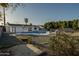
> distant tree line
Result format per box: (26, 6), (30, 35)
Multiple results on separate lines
(44, 19), (79, 30)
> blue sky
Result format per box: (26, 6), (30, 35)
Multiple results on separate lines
(6, 3), (79, 25)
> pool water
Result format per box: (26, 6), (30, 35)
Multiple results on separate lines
(16, 31), (50, 36)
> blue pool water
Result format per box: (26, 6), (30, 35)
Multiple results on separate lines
(16, 31), (50, 36)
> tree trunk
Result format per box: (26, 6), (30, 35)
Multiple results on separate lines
(3, 7), (5, 26)
(3, 7), (6, 32)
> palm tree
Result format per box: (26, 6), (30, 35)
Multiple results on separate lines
(0, 3), (24, 26)
(24, 18), (28, 25)
(0, 3), (9, 26)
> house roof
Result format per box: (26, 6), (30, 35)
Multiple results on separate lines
(8, 23), (28, 26)
(7, 23), (43, 27)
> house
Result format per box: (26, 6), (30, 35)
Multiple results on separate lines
(6, 23), (46, 33)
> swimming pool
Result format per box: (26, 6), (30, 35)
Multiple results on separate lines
(16, 31), (50, 36)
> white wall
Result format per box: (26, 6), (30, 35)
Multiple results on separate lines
(14, 26), (29, 32)
(8, 26), (41, 33)
(10, 26), (13, 32)
(16, 26), (23, 32)
(6, 26), (10, 33)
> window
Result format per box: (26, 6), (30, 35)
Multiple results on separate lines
(28, 27), (32, 31)
(34, 27), (37, 30)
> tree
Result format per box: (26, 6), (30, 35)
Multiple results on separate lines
(58, 21), (64, 29)
(44, 22), (53, 31)
(72, 19), (78, 30)
(48, 33), (77, 55)
(54, 22), (58, 29)
(0, 3), (24, 26)
(44, 19), (79, 31)
(65, 21), (69, 28)
(24, 18), (28, 25)
(0, 12), (2, 21)
(62, 21), (65, 29)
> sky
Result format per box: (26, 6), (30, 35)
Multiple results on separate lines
(2, 3), (79, 25)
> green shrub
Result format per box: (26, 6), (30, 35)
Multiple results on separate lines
(48, 33), (79, 55)
(27, 36), (32, 44)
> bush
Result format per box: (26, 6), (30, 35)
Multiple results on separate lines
(48, 33), (79, 55)
(27, 36), (32, 44)
(16, 36), (32, 44)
